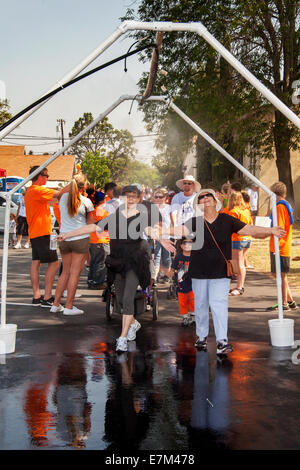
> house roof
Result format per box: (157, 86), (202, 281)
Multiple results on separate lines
(0, 145), (75, 181)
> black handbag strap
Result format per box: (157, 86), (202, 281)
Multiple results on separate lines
(204, 219), (229, 263)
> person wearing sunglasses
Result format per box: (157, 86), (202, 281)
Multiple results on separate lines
(24, 166), (71, 307)
(153, 189), (172, 282)
(170, 175), (201, 227)
(161, 188), (286, 356)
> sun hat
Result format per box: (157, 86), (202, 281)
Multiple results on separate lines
(176, 175), (201, 192)
(193, 188), (223, 213)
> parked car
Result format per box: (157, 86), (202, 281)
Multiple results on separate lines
(0, 192), (19, 231)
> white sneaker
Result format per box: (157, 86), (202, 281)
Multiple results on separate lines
(23, 243), (30, 249)
(14, 244), (21, 249)
(63, 306), (84, 315)
(127, 319), (141, 341)
(63, 290), (82, 298)
(116, 336), (128, 353)
(50, 304), (64, 313)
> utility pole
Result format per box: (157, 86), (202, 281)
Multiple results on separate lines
(57, 119), (66, 154)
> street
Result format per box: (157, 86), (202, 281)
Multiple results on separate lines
(0, 241), (300, 451)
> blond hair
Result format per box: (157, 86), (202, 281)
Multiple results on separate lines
(67, 173), (88, 217)
(228, 191), (245, 211)
(270, 181), (286, 198)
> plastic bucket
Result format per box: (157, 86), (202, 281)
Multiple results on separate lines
(268, 318), (294, 348)
(0, 324), (17, 354)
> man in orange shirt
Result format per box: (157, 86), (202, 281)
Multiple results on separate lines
(25, 166), (70, 307)
(268, 181), (297, 311)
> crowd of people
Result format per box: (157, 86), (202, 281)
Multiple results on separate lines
(16, 166), (296, 355)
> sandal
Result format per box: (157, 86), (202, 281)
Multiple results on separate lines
(229, 288), (244, 296)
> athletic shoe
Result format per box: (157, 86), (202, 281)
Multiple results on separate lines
(116, 336), (128, 353)
(127, 320), (141, 341)
(40, 296), (54, 307)
(32, 297), (43, 306)
(194, 337), (207, 350)
(23, 243), (30, 249)
(267, 303), (290, 311)
(14, 244), (21, 249)
(188, 315), (195, 326)
(182, 316), (190, 327)
(216, 340), (234, 355)
(63, 290), (82, 298)
(288, 300), (298, 309)
(63, 306), (84, 315)
(50, 304), (64, 313)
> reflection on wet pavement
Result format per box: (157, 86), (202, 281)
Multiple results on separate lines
(1, 327), (300, 450)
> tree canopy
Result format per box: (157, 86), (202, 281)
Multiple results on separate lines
(69, 112), (137, 183)
(0, 99), (12, 127)
(122, 0), (300, 201)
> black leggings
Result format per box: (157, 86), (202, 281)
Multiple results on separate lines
(114, 270), (139, 315)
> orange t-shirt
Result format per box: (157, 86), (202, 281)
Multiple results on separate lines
(228, 206), (252, 241)
(269, 203), (293, 257)
(90, 205), (110, 244)
(24, 185), (55, 239)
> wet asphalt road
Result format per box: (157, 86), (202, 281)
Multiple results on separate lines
(0, 241), (300, 451)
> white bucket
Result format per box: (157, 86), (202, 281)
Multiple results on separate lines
(268, 318), (294, 348)
(0, 324), (17, 354)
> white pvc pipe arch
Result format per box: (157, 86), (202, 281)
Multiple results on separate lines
(0, 94), (283, 332)
(1, 19), (297, 343)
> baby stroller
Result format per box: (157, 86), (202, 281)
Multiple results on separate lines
(167, 271), (178, 300)
(105, 281), (159, 322)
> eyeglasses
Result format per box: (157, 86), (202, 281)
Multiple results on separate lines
(41, 173), (49, 178)
(154, 195), (164, 199)
(198, 193), (214, 201)
(183, 182), (194, 185)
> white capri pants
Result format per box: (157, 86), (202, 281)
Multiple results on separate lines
(192, 278), (231, 343)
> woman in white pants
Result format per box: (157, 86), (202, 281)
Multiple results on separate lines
(163, 188), (285, 356)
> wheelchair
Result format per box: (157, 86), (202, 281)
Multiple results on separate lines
(166, 271), (178, 300)
(105, 281), (159, 322)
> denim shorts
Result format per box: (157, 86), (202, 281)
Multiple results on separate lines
(154, 241), (171, 268)
(232, 240), (252, 250)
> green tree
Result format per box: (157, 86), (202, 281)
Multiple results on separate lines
(0, 99), (11, 127)
(69, 113), (137, 182)
(123, 0), (300, 201)
(80, 151), (111, 188)
(121, 160), (162, 187)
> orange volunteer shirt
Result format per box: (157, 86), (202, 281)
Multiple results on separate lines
(269, 203), (293, 257)
(24, 185), (55, 239)
(90, 205), (110, 244)
(228, 206), (252, 241)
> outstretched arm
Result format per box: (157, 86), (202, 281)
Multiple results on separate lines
(238, 225), (286, 239)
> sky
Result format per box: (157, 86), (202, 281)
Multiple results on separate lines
(0, 0), (159, 163)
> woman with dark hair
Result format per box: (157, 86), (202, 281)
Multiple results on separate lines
(56, 184), (172, 352)
(50, 173), (94, 315)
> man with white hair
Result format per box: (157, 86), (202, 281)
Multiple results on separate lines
(170, 175), (201, 227)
